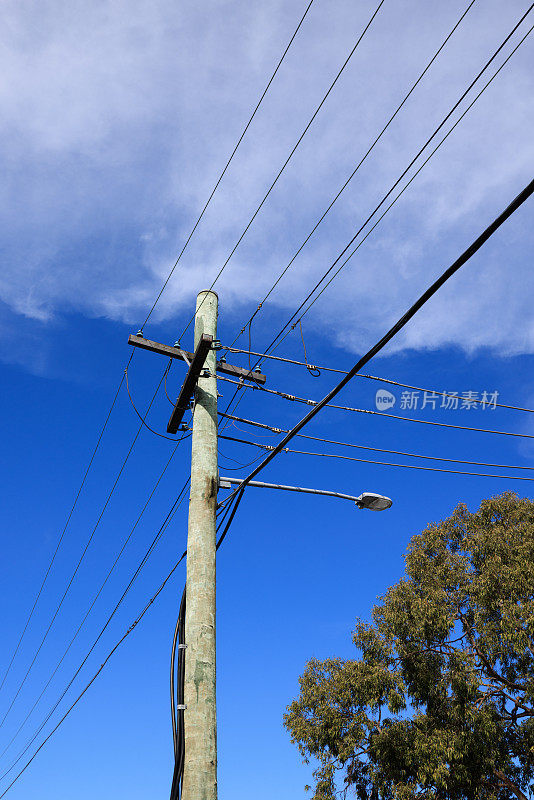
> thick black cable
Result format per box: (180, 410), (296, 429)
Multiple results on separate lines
(219, 412), (534, 472)
(175, 0), (386, 344)
(219, 352), (534, 414)
(217, 435), (534, 484)
(244, 4), (534, 360)
(169, 587), (186, 800)
(217, 375), (534, 440)
(219, 177), (534, 510)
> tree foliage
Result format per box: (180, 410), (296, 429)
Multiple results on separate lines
(284, 492), (534, 800)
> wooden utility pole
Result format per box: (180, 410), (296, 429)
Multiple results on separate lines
(182, 290), (219, 800)
(127, 292), (265, 797)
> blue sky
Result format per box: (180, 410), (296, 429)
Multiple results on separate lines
(1, 0), (534, 797)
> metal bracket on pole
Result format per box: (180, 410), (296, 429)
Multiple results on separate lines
(128, 334), (267, 384)
(167, 334), (213, 434)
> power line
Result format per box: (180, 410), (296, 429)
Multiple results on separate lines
(175, 0), (386, 345)
(217, 375), (534, 440)
(218, 176), (534, 511)
(218, 413), (534, 471)
(0, 481), (190, 791)
(0, 439), (188, 760)
(217, 12), (534, 432)
(281, 19), (534, 340)
(218, 434), (534, 484)
(219, 351), (534, 414)
(0, 368), (169, 732)
(139, 0), (317, 331)
(0, 548), (188, 798)
(1, 0), (317, 695)
(0, 365), (128, 697)
(235, 4), (534, 363)
(228, 0), (476, 347)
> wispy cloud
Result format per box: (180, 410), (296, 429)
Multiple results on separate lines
(1, 0), (533, 361)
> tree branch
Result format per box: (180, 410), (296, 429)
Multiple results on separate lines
(494, 769), (528, 800)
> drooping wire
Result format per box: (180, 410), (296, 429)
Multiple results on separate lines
(299, 321), (320, 377)
(125, 363), (189, 441)
(174, 0), (387, 345)
(217, 176), (534, 512)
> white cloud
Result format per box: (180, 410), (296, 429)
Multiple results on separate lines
(1, 0), (533, 359)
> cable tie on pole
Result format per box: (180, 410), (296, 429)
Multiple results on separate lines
(177, 644), (187, 650)
(176, 704), (187, 710)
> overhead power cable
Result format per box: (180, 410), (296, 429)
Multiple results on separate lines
(228, 0), (476, 346)
(175, 0), (386, 344)
(218, 177), (534, 517)
(0, 481), (190, 791)
(217, 375), (534, 440)
(234, 5), (534, 364)
(217, 435), (534, 484)
(139, 0), (317, 331)
(0, 548), (188, 799)
(1, 0), (316, 690)
(218, 14), (534, 434)
(218, 413), (534, 471)
(0, 367), (128, 697)
(219, 350), (533, 414)
(280, 19), (534, 341)
(0, 368), (169, 732)
(0, 440), (188, 760)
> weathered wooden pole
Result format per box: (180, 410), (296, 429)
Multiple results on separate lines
(182, 290), (218, 800)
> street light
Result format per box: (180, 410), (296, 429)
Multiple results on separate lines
(355, 492), (393, 511)
(218, 477), (392, 511)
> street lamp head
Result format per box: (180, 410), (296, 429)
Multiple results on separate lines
(356, 492), (393, 511)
